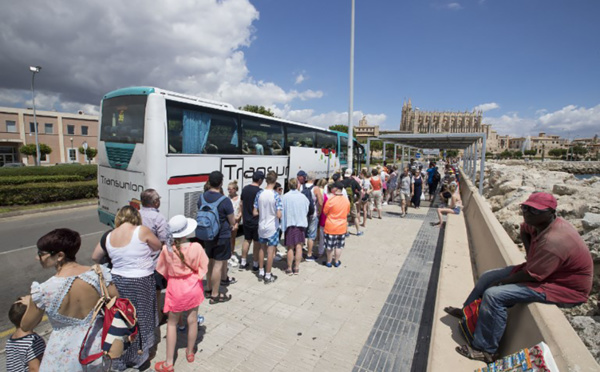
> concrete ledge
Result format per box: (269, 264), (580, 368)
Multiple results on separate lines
(427, 212), (483, 371)
(458, 169), (599, 371)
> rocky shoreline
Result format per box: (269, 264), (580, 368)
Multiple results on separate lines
(479, 160), (600, 362)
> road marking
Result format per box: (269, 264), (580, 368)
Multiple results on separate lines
(0, 315), (48, 338)
(0, 231), (105, 256)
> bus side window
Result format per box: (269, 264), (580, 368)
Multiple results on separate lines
(166, 102), (239, 155)
(241, 119), (284, 156)
(315, 131), (337, 151)
(286, 125), (316, 154)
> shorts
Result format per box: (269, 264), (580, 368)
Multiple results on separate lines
(306, 216), (318, 240)
(203, 238), (232, 261)
(324, 233), (346, 250)
(453, 207), (461, 215)
(154, 270), (167, 291)
(243, 224), (259, 242)
(259, 230), (280, 247)
(349, 204), (358, 220)
(371, 190), (382, 209)
(285, 226), (306, 247)
(400, 191), (410, 201)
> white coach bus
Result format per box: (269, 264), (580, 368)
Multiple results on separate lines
(97, 87), (364, 226)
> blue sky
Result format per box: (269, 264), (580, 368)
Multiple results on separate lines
(1, 0), (598, 138)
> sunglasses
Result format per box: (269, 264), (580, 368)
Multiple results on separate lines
(37, 250), (55, 259)
(520, 205), (550, 215)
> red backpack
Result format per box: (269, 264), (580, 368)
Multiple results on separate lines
(79, 265), (140, 369)
(458, 299), (482, 347)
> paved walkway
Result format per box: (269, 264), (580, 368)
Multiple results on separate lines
(1, 200), (445, 372)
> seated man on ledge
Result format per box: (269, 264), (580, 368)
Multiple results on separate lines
(445, 192), (593, 362)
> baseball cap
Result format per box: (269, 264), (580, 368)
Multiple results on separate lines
(332, 173), (341, 181)
(297, 170), (307, 178)
(344, 168), (352, 177)
(521, 192), (557, 211)
(252, 171), (265, 182)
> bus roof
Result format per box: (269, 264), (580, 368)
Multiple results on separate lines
(103, 86), (331, 133)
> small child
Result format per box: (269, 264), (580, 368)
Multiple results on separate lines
(6, 298), (45, 372)
(227, 180), (242, 267)
(154, 215), (209, 372)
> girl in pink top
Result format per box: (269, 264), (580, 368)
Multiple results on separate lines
(155, 215), (209, 372)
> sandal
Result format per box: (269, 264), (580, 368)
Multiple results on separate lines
(293, 267), (299, 275)
(186, 350), (195, 363)
(220, 277), (237, 286)
(443, 306), (463, 318)
(208, 293), (232, 305)
(285, 268), (293, 275)
(155, 361), (174, 372)
(455, 344), (497, 363)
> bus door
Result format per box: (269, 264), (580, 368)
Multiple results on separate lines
(289, 146), (338, 181)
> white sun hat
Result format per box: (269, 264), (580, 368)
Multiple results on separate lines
(169, 215), (197, 238)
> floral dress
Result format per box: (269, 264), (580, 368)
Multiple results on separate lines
(31, 265), (112, 372)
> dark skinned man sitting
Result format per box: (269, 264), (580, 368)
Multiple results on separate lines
(445, 192), (593, 362)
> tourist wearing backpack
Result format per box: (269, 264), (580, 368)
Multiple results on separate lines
(342, 168), (363, 236)
(427, 162), (441, 202)
(196, 171), (237, 303)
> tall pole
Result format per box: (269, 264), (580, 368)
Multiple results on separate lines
(30, 66), (42, 166)
(347, 0), (355, 171)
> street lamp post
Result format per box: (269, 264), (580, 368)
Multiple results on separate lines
(29, 66), (42, 166)
(347, 0), (355, 172)
(70, 137), (74, 163)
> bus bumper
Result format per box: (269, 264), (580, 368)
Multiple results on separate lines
(98, 208), (115, 228)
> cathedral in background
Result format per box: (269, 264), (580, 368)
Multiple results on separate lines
(400, 99), (484, 134)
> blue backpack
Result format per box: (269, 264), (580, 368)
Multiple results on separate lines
(195, 193), (227, 241)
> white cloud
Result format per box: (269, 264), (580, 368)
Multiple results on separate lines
(433, 2), (463, 10)
(484, 103), (600, 138)
(295, 74), (306, 85)
(535, 104), (600, 138)
(447, 3), (463, 10)
(0, 0), (324, 114)
(272, 105), (387, 130)
(473, 102), (500, 112)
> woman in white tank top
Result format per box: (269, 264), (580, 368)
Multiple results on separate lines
(91, 206), (162, 370)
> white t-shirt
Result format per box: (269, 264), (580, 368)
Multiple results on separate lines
(254, 189), (282, 239)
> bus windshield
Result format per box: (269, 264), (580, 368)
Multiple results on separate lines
(100, 95), (147, 144)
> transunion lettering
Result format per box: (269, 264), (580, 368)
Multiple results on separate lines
(100, 175), (144, 192)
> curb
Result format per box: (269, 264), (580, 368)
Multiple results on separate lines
(0, 200), (98, 219)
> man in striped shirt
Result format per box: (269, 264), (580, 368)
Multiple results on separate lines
(6, 298), (45, 372)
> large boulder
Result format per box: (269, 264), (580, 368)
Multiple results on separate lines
(582, 213), (600, 232)
(553, 184), (578, 196)
(568, 316), (600, 362)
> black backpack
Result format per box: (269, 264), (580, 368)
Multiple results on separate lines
(433, 170), (441, 183)
(302, 184), (316, 218)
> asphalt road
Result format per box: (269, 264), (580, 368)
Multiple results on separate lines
(0, 205), (107, 335)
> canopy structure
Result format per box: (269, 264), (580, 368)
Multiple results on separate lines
(365, 133), (487, 195)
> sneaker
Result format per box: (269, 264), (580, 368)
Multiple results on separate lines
(356, 231), (364, 236)
(197, 315), (205, 326)
(345, 232), (350, 237)
(305, 254), (318, 261)
(239, 263), (249, 271)
(383, 202), (388, 206)
(333, 260), (342, 268)
(324, 262), (332, 268)
(257, 272), (265, 281)
(252, 265), (259, 272)
(264, 274), (278, 284)
(228, 258), (238, 267)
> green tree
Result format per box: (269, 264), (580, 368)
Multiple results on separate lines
(548, 148), (567, 158)
(499, 150), (512, 159)
(328, 124), (356, 137)
(19, 143), (52, 164)
(239, 105), (274, 117)
(446, 149), (459, 158)
(524, 150), (537, 156)
(572, 145), (588, 156)
(513, 150), (523, 158)
(79, 146), (98, 164)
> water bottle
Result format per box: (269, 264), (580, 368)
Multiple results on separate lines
(197, 315), (205, 325)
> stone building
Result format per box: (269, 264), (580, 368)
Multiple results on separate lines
(572, 135), (599, 159)
(0, 107), (99, 166)
(400, 99), (484, 134)
(354, 115), (379, 138)
(508, 132), (569, 157)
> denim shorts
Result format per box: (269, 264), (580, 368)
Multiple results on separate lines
(259, 230), (280, 247)
(453, 207), (461, 215)
(306, 216), (318, 240)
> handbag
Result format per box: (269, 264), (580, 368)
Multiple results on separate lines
(79, 265), (140, 369)
(458, 299), (482, 347)
(99, 230), (113, 269)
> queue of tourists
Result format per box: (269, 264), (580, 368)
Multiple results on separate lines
(8, 158), (592, 370)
